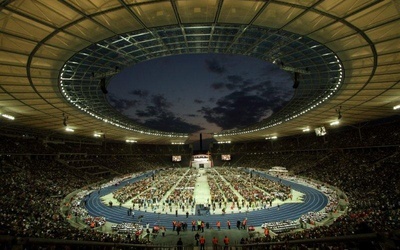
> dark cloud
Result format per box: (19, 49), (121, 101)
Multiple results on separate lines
(130, 89), (149, 97)
(107, 94), (139, 112)
(152, 94), (172, 109)
(210, 75), (251, 91)
(225, 83), (237, 91)
(242, 81), (271, 93)
(198, 94), (265, 130)
(198, 79), (292, 130)
(205, 58), (226, 74)
(194, 99), (204, 104)
(135, 94), (171, 118)
(243, 79), (255, 86)
(136, 106), (159, 118)
(210, 81), (237, 91)
(133, 93), (204, 133)
(142, 113), (204, 133)
(210, 82), (225, 90)
(227, 75), (243, 84)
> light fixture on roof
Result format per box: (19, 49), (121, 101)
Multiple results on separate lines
(394, 105), (400, 110)
(65, 127), (74, 132)
(126, 139), (137, 143)
(265, 136), (277, 140)
(1, 114), (15, 120)
(330, 121), (340, 126)
(272, 58), (282, 66)
(302, 128), (310, 132)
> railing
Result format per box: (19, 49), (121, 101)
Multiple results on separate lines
(0, 233), (380, 250)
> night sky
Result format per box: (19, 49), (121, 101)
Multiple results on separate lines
(107, 53), (294, 147)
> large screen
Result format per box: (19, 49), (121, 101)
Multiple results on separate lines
(172, 155), (181, 162)
(221, 154), (231, 161)
(315, 126), (327, 136)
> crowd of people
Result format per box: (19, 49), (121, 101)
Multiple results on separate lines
(0, 157), (104, 240)
(226, 146), (400, 247)
(0, 153), (161, 244)
(0, 116), (399, 248)
(207, 168), (240, 203)
(108, 165), (293, 217)
(299, 211), (328, 225)
(212, 117), (400, 155)
(165, 169), (197, 206)
(212, 168), (291, 209)
(261, 220), (301, 233)
(274, 150), (400, 240)
(112, 168), (195, 212)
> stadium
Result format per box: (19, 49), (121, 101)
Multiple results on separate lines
(0, 0), (400, 249)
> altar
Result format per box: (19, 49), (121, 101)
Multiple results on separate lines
(191, 154), (212, 169)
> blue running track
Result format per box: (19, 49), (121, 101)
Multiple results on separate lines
(85, 170), (328, 229)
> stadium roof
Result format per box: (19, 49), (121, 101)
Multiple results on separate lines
(0, 0), (399, 144)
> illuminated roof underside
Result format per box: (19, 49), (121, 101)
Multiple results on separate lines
(60, 25), (342, 139)
(0, 0), (399, 144)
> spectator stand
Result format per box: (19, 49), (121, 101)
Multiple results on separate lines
(85, 216), (106, 229)
(261, 220), (301, 233)
(111, 222), (143, 235)
(300, 212), (328, 227)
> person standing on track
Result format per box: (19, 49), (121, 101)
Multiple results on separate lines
(199, 235), (206, 250)
(177, 237), (183, 250)
(223, 235), (230, 250)
(212, 236), (218, 250)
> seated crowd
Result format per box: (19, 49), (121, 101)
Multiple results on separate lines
(112, 168), (196, 212)
(212, 168), (291, 209)
(0, 116), (399, 248)
(0, 154), (160, 244)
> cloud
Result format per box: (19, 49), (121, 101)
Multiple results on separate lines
(135, 94), (170, 118)
(210, 82), (225, 90)
(210, 74), (251, 91)
(133, 93), (204, 133)
(198, 79), (292, 130)
(130, 89), (149, 97)
(225, 83), (237, 91)
(136, 106), (158, 118)
(210, 81), (238, 91)
(151, 94), (172, 109)
(142, 113), (204, 133)
(107, 94), (139, 112)
(205, 58), (226, 74)
(194, 99), (204, 104)
(227, 75), (243, 84)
